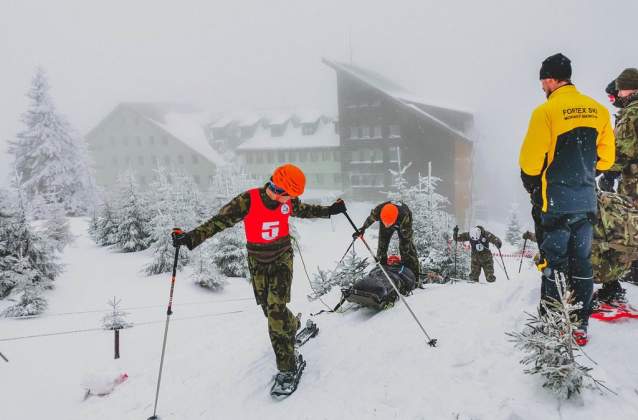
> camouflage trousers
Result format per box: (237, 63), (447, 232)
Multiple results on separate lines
(469, 251), (496, 282)
(248, 248), (299, 372)
(377, 229), (420, 280)
(618, 176), (638, 208)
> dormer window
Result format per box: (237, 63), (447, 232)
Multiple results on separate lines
(302, 123), (317, 136)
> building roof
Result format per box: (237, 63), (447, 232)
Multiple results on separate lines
(322, 58), (473, 143)
(86, 103), (224, 166)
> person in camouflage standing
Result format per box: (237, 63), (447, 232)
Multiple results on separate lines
(171, 164), (347, 386)
(353, 201), (420, 281)
(453, 225), (502, 282)
(606, 68), (638, 288)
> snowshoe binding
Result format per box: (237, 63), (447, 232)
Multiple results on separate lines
(270, 352), (306, 397)
(295, 319), (319, 348)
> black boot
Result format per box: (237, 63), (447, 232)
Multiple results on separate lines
(593, 280), (627, 305)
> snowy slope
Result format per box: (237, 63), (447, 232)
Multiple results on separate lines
(1, 207), (638, 420)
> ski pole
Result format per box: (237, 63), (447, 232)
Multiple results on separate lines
(0, 351), (8, 362)
(497, 248), (510, 281)
(148, 228), (182, 420)
(343, 210), (437, 347)
(454, 238), (458, 277)
(518, 238), (528, 274)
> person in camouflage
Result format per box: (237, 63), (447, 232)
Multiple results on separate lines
(453, 225), (502, 282)
(606, 68), (638, 289)
(172, 164), (347, 380)
(353, 201), (420, 280)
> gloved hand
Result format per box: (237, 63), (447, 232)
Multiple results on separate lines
(598, 171), (620, 192)
(495, 239), (502, 249)
(172, 231), (190, 248)
(352, 228), (365, 239)
(328, 199), (347, 215)
(522, 231), (533, 240)
(453, 225), (459, 241)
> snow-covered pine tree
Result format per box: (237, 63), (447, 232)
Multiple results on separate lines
(43, 194), (76, 252)
(189, 240), (229, 291)
(112, 167), (150, 252)
(95, 191), (119, 247)
(7, 66), (96, 215)
(506, 203), (523, 246)
(143, 165), (189, 275)
(309, 249), (370, 301)
(507, 276), (607, 399)
(0, 170), (64, 316)
(101, 296), (133, 331)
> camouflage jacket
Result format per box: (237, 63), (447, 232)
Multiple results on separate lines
(454, 227), (501, 254)
(186, 185), (330, 261)
(360, 200), (413, 239)
(610, 94), (638, 176)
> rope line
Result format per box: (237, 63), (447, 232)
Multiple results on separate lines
(0, 310), (244, 342)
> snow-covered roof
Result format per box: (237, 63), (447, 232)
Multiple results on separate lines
(300, 111), (323, 125)
(269, 113), (291, 126)
(236, 114), (339, 151)
(322, 58), (473, 142)
(239, 115), (262, 127)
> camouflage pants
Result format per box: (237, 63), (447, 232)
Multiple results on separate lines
(248, 249), (299, 372)
(469, 251), (496, 282)
(618, 176), (638, 208)
(377, 228), (420, 278)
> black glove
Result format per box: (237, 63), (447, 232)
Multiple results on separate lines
(328, 199), (347, 215)
(172, 231), (190, 248)
(495, 240), (502, 249)
(453, 226), (459, 241)
(522, 231), (532, 240)
(352, 228), (365, 239)
(598, 171), (620, 192)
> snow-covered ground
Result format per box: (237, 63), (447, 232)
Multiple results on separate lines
(1, 204), (637, 420)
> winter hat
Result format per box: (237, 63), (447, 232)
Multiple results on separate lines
(616, 68), (638, 90)
(539, 53), (572, 80)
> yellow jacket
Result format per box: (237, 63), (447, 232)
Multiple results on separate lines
(519, 84), (615, 213)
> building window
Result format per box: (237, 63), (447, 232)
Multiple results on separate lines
(350, 126), (358, 139)
(322, 150), (331, 161)
(373, 149), (383, 162)
(351, 173), (383, 187)
(112, 156), (118, 166)
(135, 136), (142, 146)
(138, 156), (144, 166)
(299, 151), (307, 162)
(246, 153), (253, 164)
(109, 137), (116, 146)
(122, 137), (129, 146)
(334, 150), (341, 161)
(191, 154), (199, 164)
(302, 125), (315, 135)
(389, 147), (399, 162)
(162, 136), (169, 145)
(149, 135), (155, 145)
(289, 151), (296, 162)
(178, 155), (184, 164)
(361, 125), (370, 138)
(194, 175), (200, 185)
(389, 125), (401, 138)
(278, 151), (286, 162)
(334, 173), (341, 184)
(350, 151), (359, 163)
(373, 126), (382, 138)
(317, 173), (324, 184)
(164, 155), (170, 165)
(256, 153), (263, 164)
(140, 175), (146, 185)
(311, 151), (318, 162)
(267, 152), (275, 163)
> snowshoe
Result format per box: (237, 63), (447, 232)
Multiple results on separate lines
(592, 287), (628, 307)
(591, 302), (638, 321)
(294, 319), (319, 348)
(270, 353), (306, 397)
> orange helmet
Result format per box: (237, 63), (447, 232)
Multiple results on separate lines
(272, 164), (305, 197)
(387, 255), (401, 265)
(380, 203), (399, 225)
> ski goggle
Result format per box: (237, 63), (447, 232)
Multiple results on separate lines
(268, 182), (289, 197)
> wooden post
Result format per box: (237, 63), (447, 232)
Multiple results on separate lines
(114, 329), (120, 359)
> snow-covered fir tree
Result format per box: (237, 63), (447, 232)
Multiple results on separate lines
(386, 162), (470, 281)
(7, 66), (96, 215)
(143, 166), (189, 275)
(310, 249), (370, 301)
(506, 203), (523, 246)
(43, 195), (76, 252)
(0, 171), (63, 316)
(189, 240), (229, 291)
(112, 168), (150, 252)
(101, 296), (133, 330)
(507, 276), (607, 399)
(94, 191), (119, 247)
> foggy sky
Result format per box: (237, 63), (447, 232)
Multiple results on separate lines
(1, 0), (637, 220)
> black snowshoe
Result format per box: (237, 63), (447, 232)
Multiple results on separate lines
(270, 352), (306, 397)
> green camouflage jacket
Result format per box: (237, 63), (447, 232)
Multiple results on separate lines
(360, 200), (413, 239)
(186, 185), (330, 261)
(610, 95), (638, 176)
